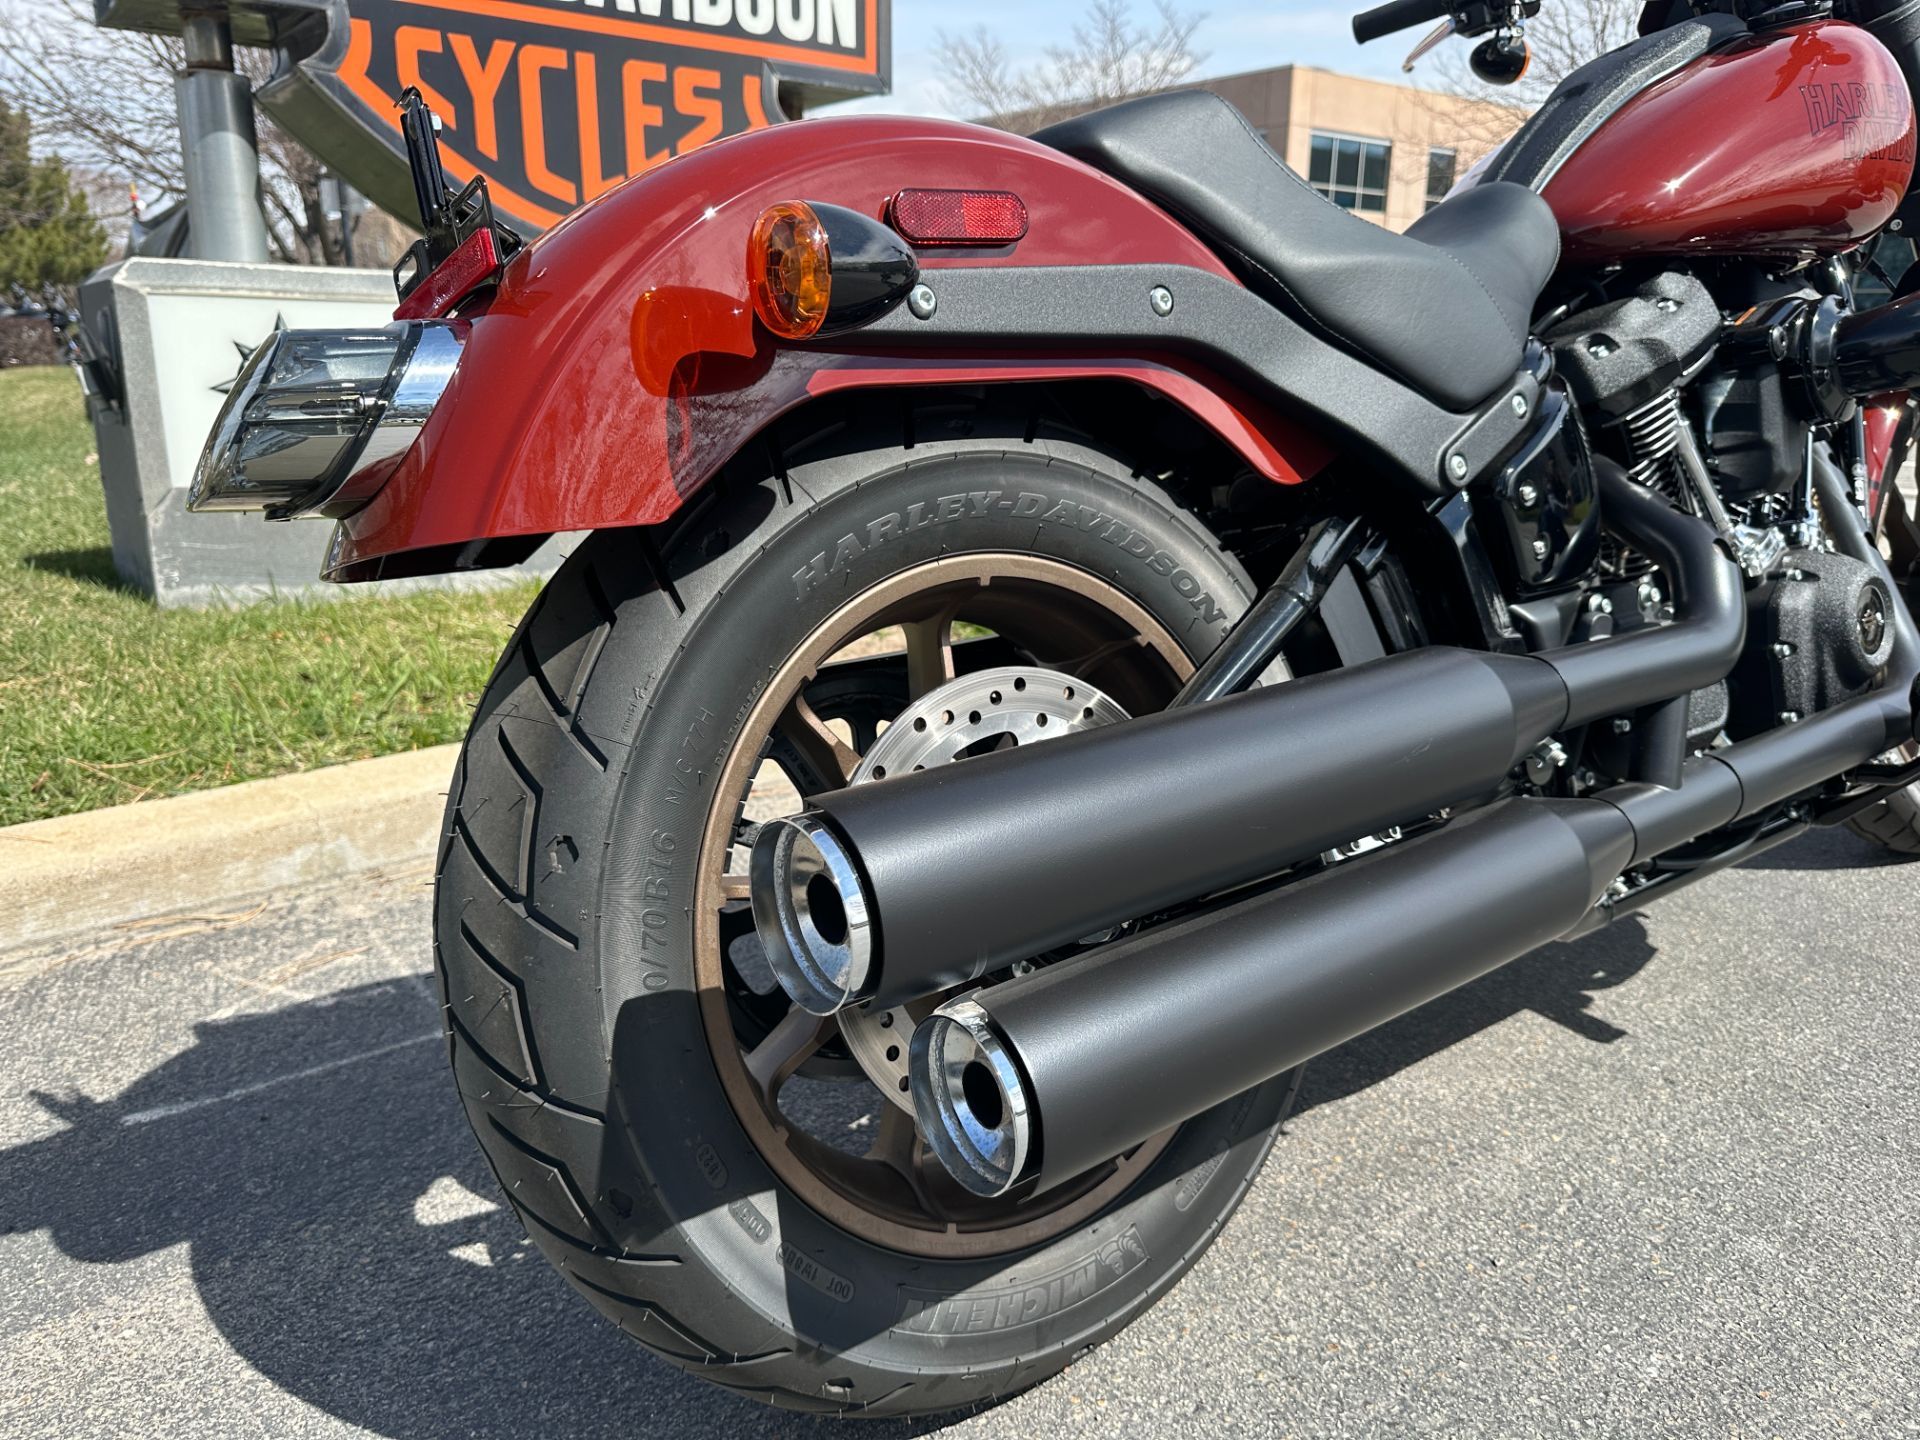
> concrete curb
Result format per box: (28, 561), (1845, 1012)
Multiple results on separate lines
(0, 745), (457, 953)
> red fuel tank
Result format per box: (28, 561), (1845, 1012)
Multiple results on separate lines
(1544, 21), (1917, 262)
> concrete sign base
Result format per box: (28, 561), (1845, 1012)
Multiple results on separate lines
(80, 257), (567, 608)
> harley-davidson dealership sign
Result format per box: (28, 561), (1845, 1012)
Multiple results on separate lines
(100, 0), (891, 235)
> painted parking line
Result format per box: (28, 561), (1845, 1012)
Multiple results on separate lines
(120, 1032), (442, 1127)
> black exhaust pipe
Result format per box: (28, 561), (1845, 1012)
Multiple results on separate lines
(753, 463), (1743, 1015)
(753, 647), (1565, 1013)
(917, 661), (1920, 1198)
(910, 469), (1920, 1198)
(908, 799), (1638, 1196)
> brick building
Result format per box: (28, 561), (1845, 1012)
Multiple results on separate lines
(1190, 65), (1528, 233)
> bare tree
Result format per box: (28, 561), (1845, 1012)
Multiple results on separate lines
(936, 0), (1207, 134)
(0, 0), (410, 265)
(1420, 0), (1643, 159)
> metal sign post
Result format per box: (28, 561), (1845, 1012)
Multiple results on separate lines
(173, 8), (272, 260)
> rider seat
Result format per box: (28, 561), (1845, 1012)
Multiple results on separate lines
(1035, 90), (1562, 413)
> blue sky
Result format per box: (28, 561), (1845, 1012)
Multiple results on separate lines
(821, 2), (1413, 117)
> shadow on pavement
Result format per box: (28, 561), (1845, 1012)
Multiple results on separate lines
(1293, 918), (1660, 1119)
(0, 977), (931, 1440)
(1297, 822), (1915, 1115)
(1738, 820), (1919, 870)
(2, 818), (1894, 1436)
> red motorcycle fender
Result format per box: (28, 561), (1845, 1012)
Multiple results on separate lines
(324, 116), (1335, 582)
(1865, 393), (1909, 513)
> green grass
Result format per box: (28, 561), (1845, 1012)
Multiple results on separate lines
(0, 366), (541, 827)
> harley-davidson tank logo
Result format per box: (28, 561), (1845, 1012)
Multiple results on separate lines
(893, 1227), (1151, 1339)
(257, 0), (889, 235)
(1801, 81), (1916, 165)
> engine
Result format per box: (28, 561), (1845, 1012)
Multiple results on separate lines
(1544, 270), (1720, 501)
(1543, 266), (1905, 749)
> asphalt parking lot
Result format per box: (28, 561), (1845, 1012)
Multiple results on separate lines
(2, 824), (1916, 1440)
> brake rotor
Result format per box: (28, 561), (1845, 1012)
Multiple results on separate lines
(836, 665), (1130, 1111)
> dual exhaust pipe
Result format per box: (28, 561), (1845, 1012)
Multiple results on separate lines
(908, 798), (1635, 1195)
(751, 460), (1918, 1198)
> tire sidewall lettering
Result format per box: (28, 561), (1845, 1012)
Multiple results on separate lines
(788, 483), (1230, 629)
(576, 449), (1286, 1369)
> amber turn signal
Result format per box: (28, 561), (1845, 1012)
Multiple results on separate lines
(750, 200), (831, 340)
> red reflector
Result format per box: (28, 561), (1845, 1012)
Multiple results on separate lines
(889, 189), (1029, 246)
(394, 227), (500, 321)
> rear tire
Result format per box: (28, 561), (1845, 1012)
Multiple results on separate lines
(1846, 775), (1920, 855)
(434, 403), (1300, 1416)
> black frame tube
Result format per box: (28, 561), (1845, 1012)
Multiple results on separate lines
(1172, 515), (1372, 707)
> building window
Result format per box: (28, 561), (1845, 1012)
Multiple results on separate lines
(1426, 147), (1458, 211)
(1308, 131), (1391, 213)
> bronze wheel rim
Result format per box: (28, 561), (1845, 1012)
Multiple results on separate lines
(694, 554), (1196, 1257)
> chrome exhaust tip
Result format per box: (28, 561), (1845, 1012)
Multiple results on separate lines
(909, 998), (1033, 1198)
(749, 812), (874, 1015)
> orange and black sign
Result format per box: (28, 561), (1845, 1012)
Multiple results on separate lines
(254, 0), (889, 234)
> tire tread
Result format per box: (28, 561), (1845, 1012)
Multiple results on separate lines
(1847, 788), (1920, 854)
(434, 397), (1284, 1418)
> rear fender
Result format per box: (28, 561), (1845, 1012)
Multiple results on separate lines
(325, 116), (1334, 582)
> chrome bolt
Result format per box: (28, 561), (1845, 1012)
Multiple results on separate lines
(1149, 286), (1175, 317)
(1771, 642), (1794, 659)
(1523, 738), (1571, 787)
(1511, 393), (1530, 418)
(1586, 594), (1614, 616)
(1448, 454), (1470, 482)
(1612, 717), (1633, 734)
(1531, 537), (1551, 561)
(908, 284), (937, 320)
(1586, 337), (1614, 358)
(1654, 296), (1681, 313)
(1779, 710), (1801, 724)
(1516, 483), (1540, 507)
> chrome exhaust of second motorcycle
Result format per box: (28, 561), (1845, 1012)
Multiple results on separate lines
(749, 461), (1920, 1199)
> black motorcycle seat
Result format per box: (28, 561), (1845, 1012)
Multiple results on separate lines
(1035, 90), (1561, 412)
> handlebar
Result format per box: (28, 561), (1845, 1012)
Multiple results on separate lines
(1352, 0), (1453, 44)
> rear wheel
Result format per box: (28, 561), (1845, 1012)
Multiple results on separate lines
(1846, 741), (1920, 855)
(435, 408), (1301, 1416)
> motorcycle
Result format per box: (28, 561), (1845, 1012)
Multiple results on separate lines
(189, 0), (1920, 1415)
